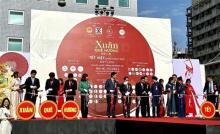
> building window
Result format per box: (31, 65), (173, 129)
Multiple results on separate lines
(98, 0), (108, 5)
(7, 37), (23, 52)
(8, 10), (24, 25)
(76, 0), (87, 4)
(119, 0), (129, 7)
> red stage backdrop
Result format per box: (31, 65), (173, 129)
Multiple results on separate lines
(56, 16), (155, 116)
(30, 10), (173, 117)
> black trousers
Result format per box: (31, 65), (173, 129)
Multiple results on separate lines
(207, 94), (219, 116)
(136, 96), (150, 117)
(174, 94), (179, 115)
(25, 93), (37, 104)
(152, 105), (160, 117)
(81, 95), (88, 118)
(207, 94), (217, 105)
(106, 93), (117, 117)
(152, 96), (160, 117)
(121, 95), (131, 117)
(66, 94), (74, 101)
(47, 96), (56, 103)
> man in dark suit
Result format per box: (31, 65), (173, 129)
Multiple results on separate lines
(45, 72), (59, 103)
(176, 77), (186, 117)
(151, 76), (162, 117)
(119, 76), (133, 118)
(24, 70), (40, 104)
(64, 73), (77, 101)
(135, 76), (150, 117)
(105, 72), (119, 118)
(203, 75), (219, 110)
(144, 76), (151, 117)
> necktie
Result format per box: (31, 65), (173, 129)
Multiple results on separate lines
(69, 81), (72, 86)
(210, 82), (214, 93)
(50, 80), (53, 86)
(32, 78), (34, 85)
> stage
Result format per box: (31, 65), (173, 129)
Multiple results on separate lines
(12, 117), (220, 134)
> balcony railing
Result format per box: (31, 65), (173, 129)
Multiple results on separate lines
(193, 33), (220, 48)
(192, 21), (220, 37)
(192, 0), (215, 16)
(194, 43), (220, 58)
(192, 8), (220, 27)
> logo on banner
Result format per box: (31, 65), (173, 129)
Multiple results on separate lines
(39, 101), (58, 120)
(106, 27), (113, 34)
(16, 101), (35, 120)
(95, 27), (102, 35)
(200, 101), (216, 119)
(86, 27), (93, 34)
(119, 28), (126, 36)
(61, 101), (80, 119)
(62, 65), (68, 72)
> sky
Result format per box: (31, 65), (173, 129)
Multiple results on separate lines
(138, 0), (192, 49)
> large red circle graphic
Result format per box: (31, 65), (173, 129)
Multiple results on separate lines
(0, 52), (29, 76)
(56, 16), (155, 116)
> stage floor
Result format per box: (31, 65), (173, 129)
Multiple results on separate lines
(116, 117), (220, 125)
(12, 117), (220, 134)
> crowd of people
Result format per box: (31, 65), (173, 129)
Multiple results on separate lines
(106, 72), (219, 118)
(0, 69), (220, 133)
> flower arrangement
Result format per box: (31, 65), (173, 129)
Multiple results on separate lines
(0, 63), (8, 104)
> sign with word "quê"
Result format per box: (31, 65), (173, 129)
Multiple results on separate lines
(39, 101), (58, 120)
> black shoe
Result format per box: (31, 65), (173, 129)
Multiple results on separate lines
(112, 116), (116, 118)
